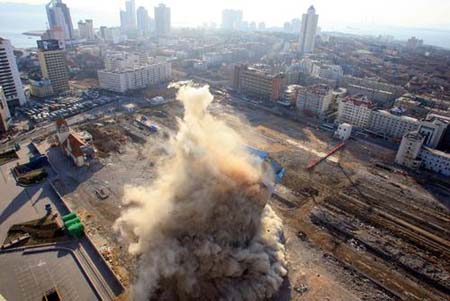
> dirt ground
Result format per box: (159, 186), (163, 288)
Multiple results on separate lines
(42, 97), (450, 300)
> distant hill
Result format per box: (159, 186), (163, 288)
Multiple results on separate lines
(0, 2), (47, 32)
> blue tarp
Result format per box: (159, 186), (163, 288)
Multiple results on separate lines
(246, 146), (285, 184)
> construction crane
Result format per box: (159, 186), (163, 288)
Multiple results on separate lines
(306, 142), (346, 170)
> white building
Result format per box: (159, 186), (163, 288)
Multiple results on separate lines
(296, 84), (333, 116)
(395, 131), (425, 169)
(369, 110), (420, 140)
(98, 61), (171, 93)
(155, 4), (171, 36)
(396, 130), (450, 176)
(298, 6), (319, 54)
(335, 123), (352, 141)
(419, 148), (450, 176)
(337, 95), (373, 128)
(0, 38), (27, 112)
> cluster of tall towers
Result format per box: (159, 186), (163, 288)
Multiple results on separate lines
(120, 0), (171, 36)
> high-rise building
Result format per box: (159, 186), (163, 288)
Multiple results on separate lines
(298, 5), (319, 54)
(41, 27), (66, 48)
(120, 0), (137, 30)
(137, 6), (150, 34)
(37, 40), (70, 94)
(0, 86), (11, 133)
(154, 4), (171, 35)
(78, 19), (95, 41)
(221, 9), (243, 30)
(406, 36), (424, 49)
(0, 38), (27, 112)
(46, 0), (75, 41)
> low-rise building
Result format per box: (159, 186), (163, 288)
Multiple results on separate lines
(55, 118), (96, 167)
(335, 123), (352, 140)
(337, 95), (374, 128)
(342, 75), (405, 105)
(419, 147), (450, 176)
(369, 110), (419, 140)
(296, 84), (333, 116)
(233, 65), (286, 101)
(29, 79), (54, 98)
(97, 61), (171, 93)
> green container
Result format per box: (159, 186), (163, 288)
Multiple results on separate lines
(64, 217), (81, 228)
(68, 223), (84, 237)
(62, 213), (77, 222)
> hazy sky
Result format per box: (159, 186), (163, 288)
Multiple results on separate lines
(2, 0), (450, 29)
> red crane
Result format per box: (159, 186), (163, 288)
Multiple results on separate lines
(306, 142), (346, 170)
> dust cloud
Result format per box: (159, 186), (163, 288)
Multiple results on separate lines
(114, 84), (287, 300)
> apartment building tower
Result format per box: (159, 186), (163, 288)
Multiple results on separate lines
(37, 40), (70, 94)
(0, 38), (27, 112)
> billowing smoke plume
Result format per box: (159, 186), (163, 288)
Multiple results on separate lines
(114, 84), (287, 300)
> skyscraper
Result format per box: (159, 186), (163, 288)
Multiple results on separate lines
(78, 19), (95, 41)
(154, 4), (171, 36)
(46, 0), (75, 41)
(137, 6), (150, 34)
(298, 6), (319, 54)
(37, 40), (70, 94)
(221, 9), (243, 30)
(120, 0), (137, 31)
(0, 38), (27, 112)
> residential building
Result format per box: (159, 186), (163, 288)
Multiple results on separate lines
(396, 130), (450, 176)
(342, 75), (406, 105)
(0, 38), (27, 112)
(298, 6), (319, 54)
(221, 9), (243, 30)
(78, 19), (95, 41)
(419, 116), (448, 148)
(296, 84), (333, 116)
(120, 0), (137, 31)
(419, 148), (450, 176)
(0, 87), (11, 133)
(233, 65), (286, 101)
(29, 79), (54, 98)
(369, 110), (420, 140)
(137, 6), (150, 34)
(37, 40), (70, 94)
(337, 95), (373, 128)
(46, 0), (75, 41)
(97, 58), (171, 93)
(395, 131), (425, 169)
(155, 4), (171, 35)
(55, 118), (96, 167)
(406, 36), (424, 49)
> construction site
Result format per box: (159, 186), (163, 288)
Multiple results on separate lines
(31, 85), (450, 300)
